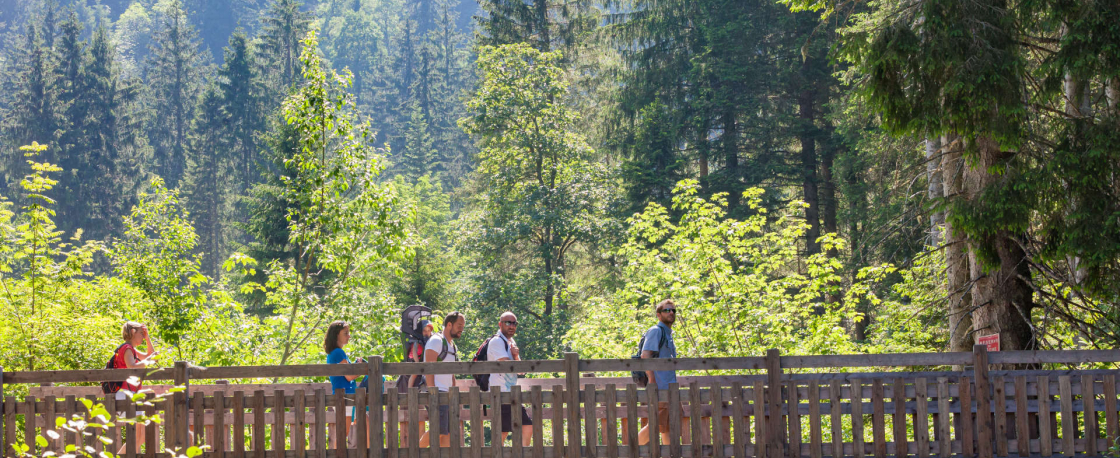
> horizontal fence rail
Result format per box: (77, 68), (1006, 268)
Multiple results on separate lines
(2, 347), (1119, 458)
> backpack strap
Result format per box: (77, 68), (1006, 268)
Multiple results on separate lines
(436, 334), (454, 362)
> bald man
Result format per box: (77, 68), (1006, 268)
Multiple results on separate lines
(488, 311), (533, 446)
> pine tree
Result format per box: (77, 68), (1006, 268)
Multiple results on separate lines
(259, 0), (313, 93)
(217, 31), (267, 192)
(401, 102), (436, 180)
(53, 13), (89, 235)
(80, 25), (148, 242)
(182, 83), (231, 277)
(328, 10), (378, 106)
(146, 0), (209, 188)
(3, 23), (61, 167)
(476, 0), (596, 58)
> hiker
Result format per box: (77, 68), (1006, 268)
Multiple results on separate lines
(418, 312), (466, 448)
(325, 321), (366, 447)
(113, 322), (158, 455)
(488, 312), (533, 446)
(638, 299), (681, 446)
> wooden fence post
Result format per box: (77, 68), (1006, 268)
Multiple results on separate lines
(765, 349), (784, 458)
(564, 353), (581, 458)
(368, 356), (383, 458)
(973, 346), (992, 458)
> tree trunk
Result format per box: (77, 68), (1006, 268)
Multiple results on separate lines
(925, 137), (944, 247)
(1108, 77), (1119, 115)
(942, 135), (973, 353)
(963, 136), (1035, 352)
(799, 86), (820, 256)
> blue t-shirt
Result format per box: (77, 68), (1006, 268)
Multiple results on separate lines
(327, 347), (356, 394)
(641, 322), (677, 390)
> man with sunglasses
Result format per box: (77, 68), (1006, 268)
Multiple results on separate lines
(638, 299), (679, 445)
(488, 311), (533, 446)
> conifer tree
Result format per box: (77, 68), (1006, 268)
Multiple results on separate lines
(217, 31), (267, 191)
(3, 23), (60, 168)
(259, 0), (313, 93)
(476, 0), (596, 59)
(146, 0), (209, 188)
(401, 102), (436, 180)
(182, 83), (231, 277)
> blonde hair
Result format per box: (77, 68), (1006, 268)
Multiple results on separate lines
(121, 321), (144, 341)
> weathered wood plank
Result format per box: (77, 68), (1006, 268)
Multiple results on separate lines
(255, 391), (267, 458)
(1058, 376), (1073, 458)
(1037, 377), (1051, 458)
(710, 381), (725, 458)
(788, 380), (802, 458)
(429, 387), (441, 458)
(958, 378), (973, 457)
(670, 384), (683, 458)
(469, 387), (482, 458)
(407, 388), (419, 458)
(234, 391), (247, 458)
(387, 388), (399, 458)
(829, 381), (842, 458)
(531, 386), (544, 458)
(549, 386), (562, 458)
(315, 390), (326, 458)
(892, 379), (906, 458)
(450, 387), (462, 458)
(936, 379), (949, 458)
(993, 376), (1007, 457)
(1014, 377), (1028, 457)
(807, 381), (821, 458)
(914, 378), (929, 458)
(276, 389), (289, 458)
(355, 390), (367, 458)
(126, 396), (138, 458)
(1082, 375), (1097, 456)
(625, 386), (640, 458)
(491, 388), (503, 458)
(753, 382), (765, 458)
(852, 379), (865, 458)
(730, 383), (746, 458)
(871, 380), (885, 458)
(291, 391), (303, 458)
(1105, 375), (1117, 453)
(584, 384), (597, 458)
(605, 385), (618, 458)
(648, 386), (661, 458)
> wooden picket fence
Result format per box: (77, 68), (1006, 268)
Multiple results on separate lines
(2, 346), (1119, 458)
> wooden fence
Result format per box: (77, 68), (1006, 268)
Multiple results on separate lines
(2, 346), (1119, 458)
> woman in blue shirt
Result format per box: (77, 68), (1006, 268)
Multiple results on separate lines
(325, 320), (365, 447)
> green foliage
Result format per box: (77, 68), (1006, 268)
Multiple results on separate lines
(257, 30), (407, 364)
(111, 178), (209, 354)
(459, 43), (617, 358)
(569, 180), (939, 361)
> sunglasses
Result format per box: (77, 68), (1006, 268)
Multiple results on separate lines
(661, 308), (677, 314)
(502, 320), (518, 326)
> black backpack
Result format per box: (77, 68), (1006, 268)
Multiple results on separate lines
(470, 334), (509, 391)
(101, 343), (128, 394)
(630, 328), (668, 387)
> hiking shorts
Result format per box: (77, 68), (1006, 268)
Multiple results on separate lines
(500, 404), (533, 432)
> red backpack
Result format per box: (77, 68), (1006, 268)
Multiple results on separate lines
(100, 343), (128, 394)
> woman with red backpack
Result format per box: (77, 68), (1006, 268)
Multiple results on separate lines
(112, 321), (159, 454)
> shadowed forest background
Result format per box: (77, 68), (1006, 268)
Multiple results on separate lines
(0, 0), (1117, 375)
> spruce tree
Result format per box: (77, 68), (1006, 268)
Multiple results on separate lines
(259, 0), (313, 93)
(401, 102), (436, 180)
(182, 83), (231, 277)
(217, 31), (267, 192)
(146, 0), (209, 188)
(476, 0), (596, 58)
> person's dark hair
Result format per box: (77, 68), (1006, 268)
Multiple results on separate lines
(324, 320), (349, 354)
(443, 311), (464, 328)
(655, 299), (676, 314)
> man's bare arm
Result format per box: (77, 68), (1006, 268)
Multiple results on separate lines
(641, 350), (655, 387)
(425, 348), (439, 387)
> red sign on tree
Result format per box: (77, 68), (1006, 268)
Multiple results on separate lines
(978, 334), (1000, 352)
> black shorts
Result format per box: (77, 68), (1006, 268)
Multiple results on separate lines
(435, 405), (451, 435)
(500, 404), (533, 432)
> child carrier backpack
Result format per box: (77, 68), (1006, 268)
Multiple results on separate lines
(630, 328), (668, 387)
(470, 334), (509, 391)
(394, 305), (434, 391)
(394, 332), (451, 392)
(101, 343), (128, 394)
